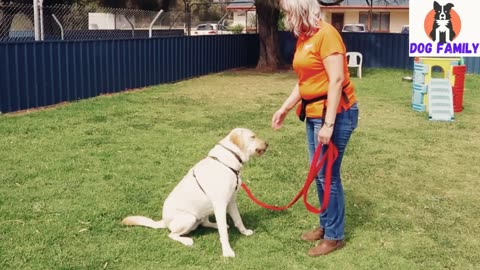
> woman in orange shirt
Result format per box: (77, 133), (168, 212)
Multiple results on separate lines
(272, 0), (359, 256)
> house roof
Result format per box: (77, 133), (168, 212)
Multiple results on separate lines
(226, 0), (255, 10)
(334, 0), (408, 6)
(321, 0), (408, 10)
(224, 0), (408, 11)
(322, 6), (408, 10)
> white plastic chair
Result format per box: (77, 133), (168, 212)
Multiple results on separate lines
(346, 52), (363, 79)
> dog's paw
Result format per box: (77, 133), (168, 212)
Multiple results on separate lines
(241, 229), (254, 236)
(169, 233), (194, 246)
(222, 249), (236, 258)
(182, 238), (194, 246)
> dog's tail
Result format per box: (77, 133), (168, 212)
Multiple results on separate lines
(122, 216), (166, 229)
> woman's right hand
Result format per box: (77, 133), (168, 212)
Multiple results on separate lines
(272, 108), (288, 130)
(272, 83), (301, 130)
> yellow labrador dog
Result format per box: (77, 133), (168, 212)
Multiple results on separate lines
(122, 128), (268, 257)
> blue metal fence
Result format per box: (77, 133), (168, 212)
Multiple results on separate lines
(464, 57), (480, 74)
(2, 32), (478, 114)
(341, 32), (413, 70)
(279, 31), (480, 74)
(0, 34), (259, 113)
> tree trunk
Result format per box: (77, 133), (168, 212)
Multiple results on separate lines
(366, 0), (373, 32)
(125, 0), (135, 9)
(255, 1), (282, 72)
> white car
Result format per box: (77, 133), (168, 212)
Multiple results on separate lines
(342, 24), (368, 33)
(191, 23), (233, 36)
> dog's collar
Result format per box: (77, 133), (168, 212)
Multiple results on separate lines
(217, 143), (244, 164)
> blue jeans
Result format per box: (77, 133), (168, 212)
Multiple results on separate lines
(305, 103), (358, 240)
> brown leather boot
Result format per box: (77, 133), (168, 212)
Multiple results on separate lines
(307, 239), (345, 257)
(300, 227), (324, 241)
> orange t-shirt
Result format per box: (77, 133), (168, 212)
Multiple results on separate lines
(292, 21), (357, 118)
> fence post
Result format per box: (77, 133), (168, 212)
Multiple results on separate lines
(123, 15), (135, 38)
(184, 0), (191, 36)
(39, 0), (44, 40)
(149, 9), (164, 38)
(217, 10), (229, 27)
(33, 0), (40, 40)
(52, 14), (64, 40)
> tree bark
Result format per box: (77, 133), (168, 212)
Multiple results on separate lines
(126, 0), (135, 9)
(255, 1), (282, 72)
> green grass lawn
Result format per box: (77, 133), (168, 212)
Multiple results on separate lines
(1, 68), (479, 270)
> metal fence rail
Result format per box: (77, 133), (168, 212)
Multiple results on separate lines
(0, 35), (260, 113)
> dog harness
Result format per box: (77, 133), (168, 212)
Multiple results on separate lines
(192, 144), (242, 195)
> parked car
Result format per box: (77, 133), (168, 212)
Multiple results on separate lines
(191, 23), (233, 36)
(342, 24), (367, 33)
(401, 25), (409, 34)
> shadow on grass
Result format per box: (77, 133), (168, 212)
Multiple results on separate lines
(185, 208), (291, 242)
(165, 191), (374, 246)
(344, 190), (375, 242)
(227, 208), (293, 244)
(204, 192), (374, 239)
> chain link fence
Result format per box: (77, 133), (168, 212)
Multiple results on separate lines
(0, 2), (185, 42)
(44, 4), (185, 40)
(0, 3), (35, 42)
(0, 1), (257, 42)
(187, 0), (256, 35)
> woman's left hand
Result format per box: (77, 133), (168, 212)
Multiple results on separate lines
(318, 125), (334, 145)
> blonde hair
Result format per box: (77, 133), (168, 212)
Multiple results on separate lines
(280, 0), (322, 37)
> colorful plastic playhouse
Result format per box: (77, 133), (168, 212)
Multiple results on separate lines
(412, 57), (466, 121)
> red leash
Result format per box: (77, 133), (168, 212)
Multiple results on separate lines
(241, 143), (338, 214)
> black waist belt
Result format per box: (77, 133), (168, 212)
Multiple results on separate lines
(298, 82), (350, 122)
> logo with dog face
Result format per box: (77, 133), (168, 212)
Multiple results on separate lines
(424, 1), (461, 43)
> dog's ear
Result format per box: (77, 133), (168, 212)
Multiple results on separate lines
(434, 1), (440, 10)
(445, 3), (454, 10)
(229, 129), (245, 152)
